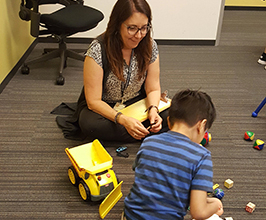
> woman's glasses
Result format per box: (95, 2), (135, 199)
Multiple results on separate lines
(123, 23), (151, 36)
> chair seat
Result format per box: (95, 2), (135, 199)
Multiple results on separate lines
(41, 4), (104, 35)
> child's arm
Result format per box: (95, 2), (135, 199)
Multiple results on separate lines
(206, 197), (224, 216)
(190, 190), (223, 220)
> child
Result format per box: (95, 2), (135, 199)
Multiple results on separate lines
(123, 89), (223, 220)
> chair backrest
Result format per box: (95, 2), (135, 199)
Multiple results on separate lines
(38, 0), (75, 6)
(21, 0), (82, 11)
(19, 0), (103, 37)
(38, 0), (84, 6)
(38, 0), (61, 3)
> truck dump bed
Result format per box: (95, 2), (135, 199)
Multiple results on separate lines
(65, 139), (113, 174)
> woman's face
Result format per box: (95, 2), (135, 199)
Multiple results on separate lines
(120, 12), (149, 50)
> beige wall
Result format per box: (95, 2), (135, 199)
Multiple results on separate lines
(1, 0), (265, 86)
(0, 0), (34, 85)
(43, 0), (225, 41)
(225, 0), (266, 7)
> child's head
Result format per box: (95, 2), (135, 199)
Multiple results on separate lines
(168, 89), (216, 130)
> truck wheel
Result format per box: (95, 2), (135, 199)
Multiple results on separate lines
(79, 180), (91, 201)
(68, 166), (79, 186)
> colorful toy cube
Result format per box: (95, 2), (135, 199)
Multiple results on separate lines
(213, 183), (219, 190)
(201, 131), (212, 146)
(224, 179), (234, 189)
(213, 188), (224, 200)
(244, 131), (255, 141)
(253, 139), (264, 150)
(245, 202), (255, 213)
(208, 184), (220, 196)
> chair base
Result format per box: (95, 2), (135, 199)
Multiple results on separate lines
(21, 39), (85, 85)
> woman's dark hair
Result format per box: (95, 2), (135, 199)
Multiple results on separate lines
(168, 89), (216, 130)
(103, 0), (152, 81)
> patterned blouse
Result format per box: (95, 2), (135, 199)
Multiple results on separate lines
(85, 39), (159, 104)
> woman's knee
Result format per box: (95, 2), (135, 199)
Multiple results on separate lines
(79, 108), (104, 134)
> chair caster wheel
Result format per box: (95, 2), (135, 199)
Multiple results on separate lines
(56, 76), (65, 85)
(21, 65), (30, 75)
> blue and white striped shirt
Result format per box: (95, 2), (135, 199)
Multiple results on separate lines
(124, 130), (213, 220)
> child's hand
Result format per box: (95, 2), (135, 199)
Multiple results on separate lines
(216, 202), (224, 216)
(190, 190), (224, 220)
(207, 197), (224, 216)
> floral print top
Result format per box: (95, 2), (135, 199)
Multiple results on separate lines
(85, 39), (159, 103)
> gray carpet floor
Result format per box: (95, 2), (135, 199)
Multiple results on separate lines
(1, 9), (266, 220)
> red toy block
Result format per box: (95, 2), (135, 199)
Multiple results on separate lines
(245, 202), (255, 213)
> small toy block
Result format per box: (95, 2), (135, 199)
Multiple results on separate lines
(224, 179), (234, 189)
(224, 217), (233, 220)
(245, 202), (255, 213)
(201, 131), (212, 146)
(213, 188), (224, 200)
(208, 184), (219, 195)
(253, 139), (264, 150)
(213, 183), (219, 190)
(244, 131), (255, 141)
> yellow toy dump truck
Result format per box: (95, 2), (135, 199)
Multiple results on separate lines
(65, 139), (119, 202)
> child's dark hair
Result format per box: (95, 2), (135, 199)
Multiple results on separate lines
(168, 89), (216, 129)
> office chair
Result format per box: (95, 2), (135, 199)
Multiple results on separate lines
(19, 0), (104, 85)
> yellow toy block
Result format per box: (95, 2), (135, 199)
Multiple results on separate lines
(224, 179), (234, 189)
(208, 184), (219, 195)
(213, 183), (219, 190)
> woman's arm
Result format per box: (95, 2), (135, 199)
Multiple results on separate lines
(83, 56), (117, 121)
(144, 55), (162, 132)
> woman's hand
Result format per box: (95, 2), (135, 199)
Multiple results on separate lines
(148, 107), (162, 133)
(144, 54), (162, 133)
(119, 115), (149, 140)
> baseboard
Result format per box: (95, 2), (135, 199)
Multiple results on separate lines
(155, 39), (215, 46)
(0, 39), (38, 94)
(38, 37), (216, 46)
(225, 6), (266, 10)
(38, 36), (94, 44)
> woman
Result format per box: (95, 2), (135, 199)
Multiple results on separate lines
(55, 0), (168, 142)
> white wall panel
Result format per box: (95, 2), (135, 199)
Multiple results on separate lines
(39, 0), (225, 42)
